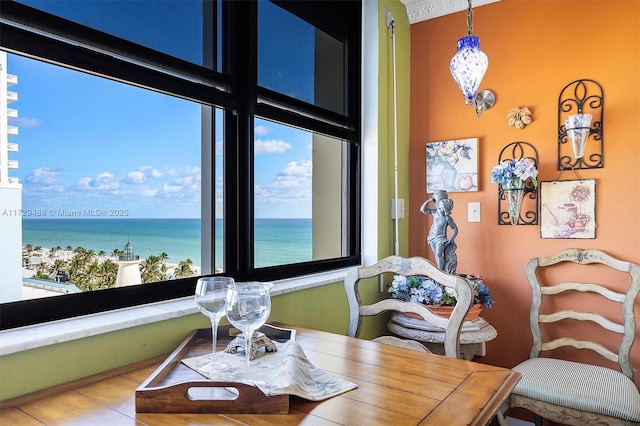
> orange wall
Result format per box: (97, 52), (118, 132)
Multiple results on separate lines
(408, 0), (640, 388)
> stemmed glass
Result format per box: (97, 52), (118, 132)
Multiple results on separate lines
(225, 282), (272, 369)
(195, 276), (234, 373)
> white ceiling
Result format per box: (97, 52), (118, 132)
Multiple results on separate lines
(399, 0), (501, 24)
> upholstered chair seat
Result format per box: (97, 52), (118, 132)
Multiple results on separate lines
(512, 357), (640, 423)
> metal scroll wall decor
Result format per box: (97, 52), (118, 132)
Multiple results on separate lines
(497, 141), (539, 225)
(557, 79), (604, 170)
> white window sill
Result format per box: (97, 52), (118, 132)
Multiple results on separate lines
(0, 268), (352, 356)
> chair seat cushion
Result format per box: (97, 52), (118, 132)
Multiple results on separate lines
(512, 358), (640, 422)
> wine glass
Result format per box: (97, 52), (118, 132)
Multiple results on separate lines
(195, 276), (234, 373)
(225, 281), (272, 369)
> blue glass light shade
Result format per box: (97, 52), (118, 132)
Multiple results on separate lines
(449, 35), (488, 105)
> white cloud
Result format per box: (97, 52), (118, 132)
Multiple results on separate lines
(76, 172), (120, 190)
(137, 166), (163, 178)
(126, 170), (145, 183)
(183, 165), (201, 175)
(12, 117), (44, 128)
(255, 125), (270, 136)
(282, 160), (312, 177)
(174, 176), (190, 185)
(22, 162), (203, 213)
(25, 167), (59, 185)
(140, 188), (159, 197)
(162, 184), (182, 193)
(255, 160), (312, 204)
(255, 139), (291, 154)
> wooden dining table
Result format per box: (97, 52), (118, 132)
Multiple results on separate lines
(1, 323), (520, 425)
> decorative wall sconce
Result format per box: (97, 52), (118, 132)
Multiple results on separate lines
(558, 79), (604, 170)
(474, 89), (495, 117)
(450, 0), (488, 106)
(495, 142), (539, 226)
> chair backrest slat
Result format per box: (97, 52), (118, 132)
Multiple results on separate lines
(526, 248), (640, 381)
(540, 282), (625, 302)
(541, 338), (619, 362)
(539, 310), (624, 333)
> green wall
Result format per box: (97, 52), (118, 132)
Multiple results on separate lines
(377, 0), (411, 257)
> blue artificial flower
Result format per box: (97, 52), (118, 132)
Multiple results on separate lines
(490, 158), (538, 188)
(474, 282), (494, 309)
(388, 274), (494, 308)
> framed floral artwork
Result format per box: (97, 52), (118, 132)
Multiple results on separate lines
(426, 138), (478, 193)
(540, 179), (596, 239)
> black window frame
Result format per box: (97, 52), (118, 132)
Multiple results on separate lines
(0, 0), (361, 330)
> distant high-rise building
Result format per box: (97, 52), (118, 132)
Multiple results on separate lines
(0, 51), (23, 302)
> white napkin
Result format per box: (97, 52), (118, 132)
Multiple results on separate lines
(182, 340), (357, 401)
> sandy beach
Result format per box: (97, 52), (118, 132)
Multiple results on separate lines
(21, 247), (199, 300)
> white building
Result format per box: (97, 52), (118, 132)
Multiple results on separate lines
(0, 51), (23, 303)
(115, 242), (142, 287)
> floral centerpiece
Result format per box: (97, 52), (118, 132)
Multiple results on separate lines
(388, 274), (494, 320)
(490, 158), (538, 224)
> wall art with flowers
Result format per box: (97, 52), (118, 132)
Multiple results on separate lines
(540, 179), (596, 239)
(426, 138), (479, 193)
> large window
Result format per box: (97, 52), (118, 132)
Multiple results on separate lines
(0, 0), (361, 329)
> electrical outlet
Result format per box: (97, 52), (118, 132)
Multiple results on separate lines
(468, 202), (481, 222)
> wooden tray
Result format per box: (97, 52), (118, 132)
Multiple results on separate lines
(135, 324), (295, 414)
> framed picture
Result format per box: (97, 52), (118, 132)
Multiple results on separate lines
(426, 138), (478, 193)
(540, 179), (596, 239)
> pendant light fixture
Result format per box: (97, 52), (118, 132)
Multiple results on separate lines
(449, 0), (488, 106)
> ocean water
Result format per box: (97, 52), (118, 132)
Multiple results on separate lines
(22, 218), (312, 268)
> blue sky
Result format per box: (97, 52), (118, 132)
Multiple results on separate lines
(7, 1), (317, 219)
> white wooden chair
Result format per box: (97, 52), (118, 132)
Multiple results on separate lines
(507, 248), (640, 425)
(344, 255), (473, 358)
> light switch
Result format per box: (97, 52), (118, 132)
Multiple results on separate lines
(468, 202), (481, 222)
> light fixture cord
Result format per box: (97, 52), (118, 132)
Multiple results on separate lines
(390, 19), (400, 257)
(466, 0), (474, 35)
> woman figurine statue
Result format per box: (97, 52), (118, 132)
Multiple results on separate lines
(420, 190), (458, 274)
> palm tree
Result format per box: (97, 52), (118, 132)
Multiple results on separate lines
(23, 243), (34, 255)
(84, 261), (101, 289)
(98, 259), (118, 288)
(68, 253), (88, 284)
(174, 258), (194, 278)
(22, 243), (34, 267)
(140, 255), (161, 283)
(49, 259), (67, 277)
(160, 263), (169, 280)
